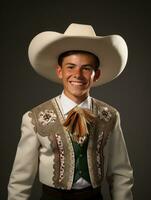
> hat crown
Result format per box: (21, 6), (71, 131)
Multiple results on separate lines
(64, 23), (96, 37)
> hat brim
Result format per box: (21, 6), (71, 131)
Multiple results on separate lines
(28, 31), (128, 86)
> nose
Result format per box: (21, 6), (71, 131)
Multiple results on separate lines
(74, 67), (83, 78)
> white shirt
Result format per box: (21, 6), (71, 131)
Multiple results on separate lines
(59, 92), (92, 189)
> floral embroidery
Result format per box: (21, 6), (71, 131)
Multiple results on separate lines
(38, 109), (57, 126)
(99, 107), (112, 122)
(55, 134), (65, 182)
(77, 136), (87, 145)
(96, 131), (104, 176)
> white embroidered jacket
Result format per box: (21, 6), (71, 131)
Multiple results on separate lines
(8, 96), (133, 200)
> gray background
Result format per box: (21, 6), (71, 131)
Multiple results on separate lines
(1, 1), (150, 199)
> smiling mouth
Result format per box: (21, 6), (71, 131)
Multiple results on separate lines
(70, 81), (86, 86)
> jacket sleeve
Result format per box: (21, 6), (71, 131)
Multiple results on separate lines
(106, 111), (133, 200)
(8, 111), (40, 200)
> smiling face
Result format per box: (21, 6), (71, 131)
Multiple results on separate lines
(56, 52), (100, 104)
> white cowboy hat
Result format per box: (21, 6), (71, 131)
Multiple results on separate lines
(28, 23), (128, 86)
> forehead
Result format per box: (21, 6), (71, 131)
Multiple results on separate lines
(62, 53), (96, 63)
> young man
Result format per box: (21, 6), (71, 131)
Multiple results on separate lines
(8, 23), (133, 200)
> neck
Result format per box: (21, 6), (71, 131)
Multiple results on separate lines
(63, 92), (89, 104)
(71, 96), (88, 104)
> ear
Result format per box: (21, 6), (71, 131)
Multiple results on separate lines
(56, 65), (63, 79)
(93, 69), (101, 82)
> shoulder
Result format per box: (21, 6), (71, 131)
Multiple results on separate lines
(92, 98), (120, 125)
(92, 98), (118, 113)
(21, 96), (59, 132)
(32, 97), (56, 111)
(22, 96), (59, 120)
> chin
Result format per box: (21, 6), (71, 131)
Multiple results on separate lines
(71, 89), (86, 96)
(73, 91), (88, 99)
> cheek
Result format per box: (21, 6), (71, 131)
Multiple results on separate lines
(85, 72), (95, 80)
(63, 71), (73, 78)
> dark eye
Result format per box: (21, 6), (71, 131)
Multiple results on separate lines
(83, 66), (93, 71)
(67, 65), (74, 69)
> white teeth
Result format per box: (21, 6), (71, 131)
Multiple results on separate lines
(71, 82), (84, 86)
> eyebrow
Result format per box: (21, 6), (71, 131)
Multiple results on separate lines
(65, 63), (94, 67)
(65, 63), (76, 66)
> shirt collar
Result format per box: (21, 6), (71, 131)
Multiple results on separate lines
(60, 92), (92, 115)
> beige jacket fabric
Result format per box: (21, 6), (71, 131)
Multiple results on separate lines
(8, 96), (133, 200)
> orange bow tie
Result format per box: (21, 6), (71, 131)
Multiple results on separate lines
(63, 107), (96, 144)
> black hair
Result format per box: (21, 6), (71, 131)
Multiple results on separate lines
(58, 50), (100, 70)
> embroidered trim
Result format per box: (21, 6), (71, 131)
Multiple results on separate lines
(55, 134), (65, 182)
(96, 131), (104, 176)
(52, 97), (75, 189)
(38, 109), (57, 126)
(87, 98), (116, 187)
(28, 97), (75, 189)
(99, 107), (112, 122)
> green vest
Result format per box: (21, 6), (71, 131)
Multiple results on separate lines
(72, 139), (91, 183)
